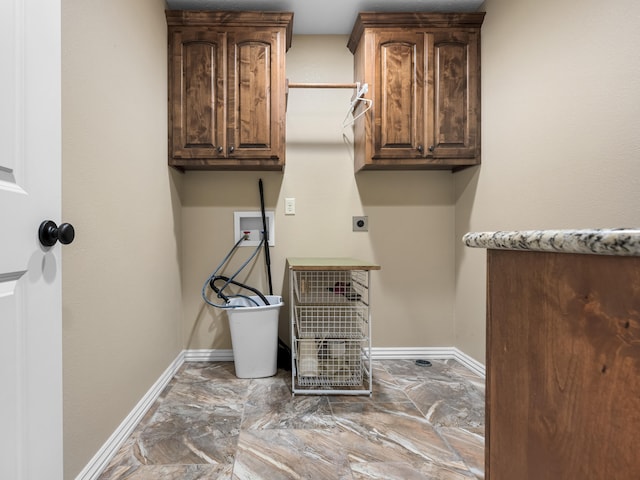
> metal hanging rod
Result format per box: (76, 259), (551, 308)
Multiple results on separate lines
(284, 81), (371, 123)
(287, 81), (360, 89)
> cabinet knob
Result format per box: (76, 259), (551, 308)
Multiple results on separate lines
(417, 145), (424, 154)
(217, 146), (223, 154)
(428, 145), (435, 153)
(229, 146), (235, 154)
(39, 220), (75, 247)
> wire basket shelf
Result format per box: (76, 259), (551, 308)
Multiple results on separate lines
(295, 339), (365, 387)
(293, 270), (369, 304)
(295, 305), (368, 339)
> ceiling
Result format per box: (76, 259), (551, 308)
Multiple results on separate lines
(164, 0), (484, 35)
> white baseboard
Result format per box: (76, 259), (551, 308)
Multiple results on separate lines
(371, 346), (458, 360)
(74, 351), (185, 480)
(370, 347), (485, 377)
(182, 347), (485, 377)
(77, 346), (484, 479)
(184, 348), (234, 362)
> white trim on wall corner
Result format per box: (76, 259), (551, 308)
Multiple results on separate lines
(77, 346), (484, 479)
(74, 351), (185, 480)
(450, 347), (486, 378)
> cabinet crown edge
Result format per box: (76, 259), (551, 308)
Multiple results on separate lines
(166, 10), (294, 50)
(347, 11), (485, 53)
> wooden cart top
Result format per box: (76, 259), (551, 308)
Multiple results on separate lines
(287, 257), (381, 271)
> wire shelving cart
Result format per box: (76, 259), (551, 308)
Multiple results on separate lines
(288, 258), (380, 395)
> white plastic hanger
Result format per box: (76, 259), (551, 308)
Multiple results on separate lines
(343, 82), (372, 128)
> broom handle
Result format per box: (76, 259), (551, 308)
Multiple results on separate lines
(258, 179), (273, 295)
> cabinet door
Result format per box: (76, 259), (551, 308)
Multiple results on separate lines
(426, 31), (480, 161)
(227, 29), (284, 165)
(373, 31), (425, 162)
(169, 29), (226, 160)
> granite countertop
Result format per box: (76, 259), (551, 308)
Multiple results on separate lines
(463, 228), (640, 256)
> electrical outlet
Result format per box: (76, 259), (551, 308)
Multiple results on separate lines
(352, 216), (368, 232)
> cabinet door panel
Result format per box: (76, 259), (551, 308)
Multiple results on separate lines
(380, 43), (414, 147)
(170, 32), (225, 159)
(237, 41), (270, 148)
(229, 30), (283, 161)
(428, 31), (480, 160)
(183, 42), (218, 148)
(374, 32), (424, 161)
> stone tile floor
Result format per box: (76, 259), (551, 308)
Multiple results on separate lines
(98, 359), (485, 479)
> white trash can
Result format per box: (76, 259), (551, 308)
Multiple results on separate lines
(226, 295), (284, 378)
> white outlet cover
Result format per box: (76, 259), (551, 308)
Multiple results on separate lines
(234, 211), (275, 246)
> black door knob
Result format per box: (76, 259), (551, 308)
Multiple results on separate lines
(39, 220), (75, 247)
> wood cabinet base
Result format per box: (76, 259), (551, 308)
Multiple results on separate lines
(486, 250), (640, 479)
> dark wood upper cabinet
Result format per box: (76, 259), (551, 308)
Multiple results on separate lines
(348, 12), (485, 171)
(166, 11), (293, 171)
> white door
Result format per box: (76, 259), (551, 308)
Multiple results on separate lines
(0, 0), (63, 479)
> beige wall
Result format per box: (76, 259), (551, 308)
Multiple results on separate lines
(183, 35), (457, 351)
(454, 0), (640, 362)
(62, 0), (183, 478)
